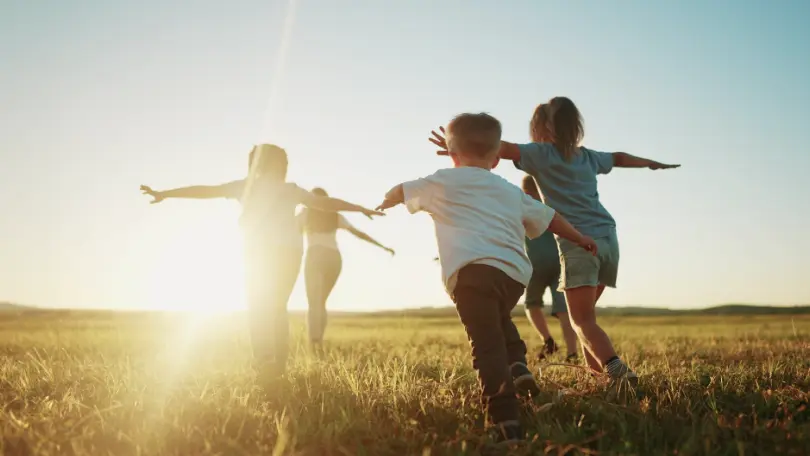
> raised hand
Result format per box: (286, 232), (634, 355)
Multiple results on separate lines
(429, 126), (449, 156)
(140, 185), (165, 204)
(649, 162), (680, 170)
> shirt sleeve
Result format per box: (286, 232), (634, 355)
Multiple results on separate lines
(522, 192), (556, 239)
(287, 183), (313, 204)
(582, 147), (614, 175)
(401, 175), (438, 214)
(513, 142), (551, 174)
(337, 214), (355, 231)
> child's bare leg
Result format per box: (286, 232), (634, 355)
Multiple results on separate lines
(578, 284), (607, 371)
(595, 284), (606, 303)
(555, 312), (579, 357)
(525, 307), (552, 340)
(565, 286), (617, 364)
(570, 312), (602, 373)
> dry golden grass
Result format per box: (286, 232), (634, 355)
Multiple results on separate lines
(1, 311), (808, 455)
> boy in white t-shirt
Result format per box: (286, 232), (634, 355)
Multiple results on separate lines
(376, 113), (597, 443)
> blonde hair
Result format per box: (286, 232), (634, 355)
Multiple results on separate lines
(446, 113), (502, 159)
(530, 97), (584, 162)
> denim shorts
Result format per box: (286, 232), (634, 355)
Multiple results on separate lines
(524, 263), (568, 316)
(557, 229), (619, 290)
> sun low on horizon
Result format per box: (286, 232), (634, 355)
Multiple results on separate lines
(142, 204), (246, 313)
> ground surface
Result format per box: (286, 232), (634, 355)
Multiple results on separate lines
(0, 311), (808, 455)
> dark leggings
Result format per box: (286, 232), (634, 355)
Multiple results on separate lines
(244, 245), (303, 372)
(304, 246), (343, 342)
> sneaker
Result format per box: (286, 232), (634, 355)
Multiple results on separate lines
(536, 338), (559, 361)
(607, 371), (640, 403)
(510, 362), (541, 398)
(491, 421), (524, 445)
(565, 353), (579, 363)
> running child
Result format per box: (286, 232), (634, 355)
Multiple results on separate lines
(377, 113), (597, 443)
(521, 175), (578, 362)
(430, 98), (679, 389)
(140, 144), (384, 380)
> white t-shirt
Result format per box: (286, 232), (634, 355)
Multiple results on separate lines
(297, 211), (354, 250)
(402, 167), (557, 294)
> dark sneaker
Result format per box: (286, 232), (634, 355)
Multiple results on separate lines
(565, 353), (579, 363)
(491, 421), (524, 445)
(536, 338), (559, 361)
(510, 362), (541, 397)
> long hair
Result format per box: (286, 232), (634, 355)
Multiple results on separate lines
(241, 144), (288, 206)
(530, 97), (584, 162)
(303, 187), (339, 233)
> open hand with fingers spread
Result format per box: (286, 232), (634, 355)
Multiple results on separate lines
(362, 207), (386, 219)
(140, 185), (165, 204)
(429, 126), (449, 156)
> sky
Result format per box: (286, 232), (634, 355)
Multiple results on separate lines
(1, 0), (809, 312)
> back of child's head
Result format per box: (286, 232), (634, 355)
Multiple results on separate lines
(248, 144), (288, 180)
(305, 187), (339, 232)
(446, 113), (502, 160)
(530, 97), (583, 162)
(521, 175), (540, 200)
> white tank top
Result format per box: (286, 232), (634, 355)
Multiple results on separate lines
(298, 211), (353, 250)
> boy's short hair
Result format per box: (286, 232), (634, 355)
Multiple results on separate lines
(446, 113), (502, 159)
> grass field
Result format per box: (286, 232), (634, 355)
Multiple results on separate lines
(1, 311), (808, 455)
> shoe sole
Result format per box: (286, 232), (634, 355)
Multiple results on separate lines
(514, 374), (541, 397)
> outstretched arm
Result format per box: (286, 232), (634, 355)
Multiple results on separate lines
(375, 184), (405, 211)
(345, 226), (395, 255)
(298, 192), (384, 219)
(140, 180), (243, 204)
(612, 152), (679, 170)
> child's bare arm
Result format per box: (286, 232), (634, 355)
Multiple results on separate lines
(613, 152), (680, 170)
(546, 213), (598, 255)
(497, 141), (522, 161)
(140, 181), (243, 204)
(299, 192), (384, 219)
(430, 127), (521, 161)
(376, 184), (405, 211)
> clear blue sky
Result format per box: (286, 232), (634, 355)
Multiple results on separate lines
(1, 0), (809, 311)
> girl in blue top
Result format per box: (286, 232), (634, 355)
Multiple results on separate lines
(430, 97), (678, 388)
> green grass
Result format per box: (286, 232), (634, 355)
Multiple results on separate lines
(1, 312), (808, 455)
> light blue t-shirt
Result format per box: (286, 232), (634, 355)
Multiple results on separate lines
(515, 143), (616, 238)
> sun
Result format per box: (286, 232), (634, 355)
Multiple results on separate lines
(146, 207), (245, 313)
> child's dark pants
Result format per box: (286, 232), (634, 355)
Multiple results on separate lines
(451, 264), (528, 424)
